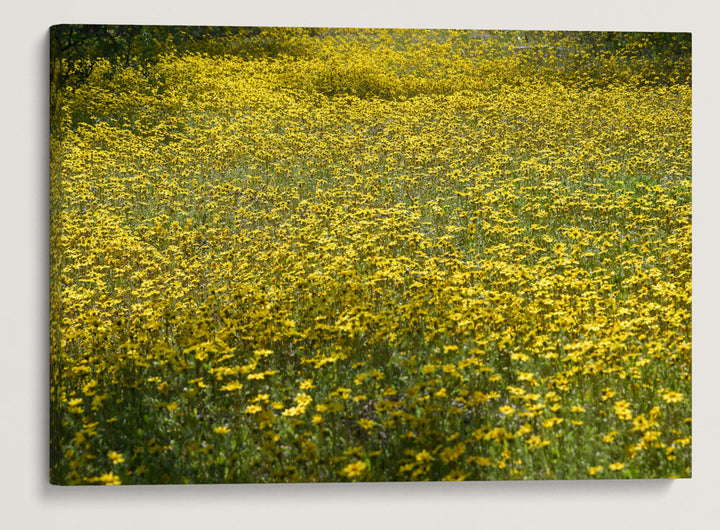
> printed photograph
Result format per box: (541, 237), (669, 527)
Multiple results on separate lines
(49, 26), (691, 484)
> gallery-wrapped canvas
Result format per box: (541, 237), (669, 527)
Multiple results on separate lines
(49, 25), (691, 485)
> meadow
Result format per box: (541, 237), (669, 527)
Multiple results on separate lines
(49, 28), (691, 484)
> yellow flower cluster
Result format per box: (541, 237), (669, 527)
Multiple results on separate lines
(50, 28), (691, 484)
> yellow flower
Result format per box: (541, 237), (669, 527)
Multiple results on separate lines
(601, 388), (616, 401)
(82, 380), (98, 397)
(358, 418), (376, 430)
(674, 436), (691, 447)
(661, 391), (684, 403)
(334, 387), (352, 399)
(603, 430), (619, 443)
(342, 460), (367, 479)
(214, 426), (231, 434)
(107, 451), (125, 464)
(608, 462), (626, 471)
(542, 417), (564, 429)
(282, 393), (312, 417)
(484, 427), (509, 442)
(499, 405), (515, 416)
(421, 364), (436, 374)
(296, 393), (312, 407)
(526, 435), (550, 450)
(515, 423), (532, 437)
(220, 381), (243, 392)
(415, 450), (433, 463)
(96, 472), (121, 485)
(613, 400), (633, 420)
(588, 466), (604, 476)
(245, 404), (262, 414)
(440, 443), (466, 464)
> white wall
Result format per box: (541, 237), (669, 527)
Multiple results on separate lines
(3, 2), (717, 529)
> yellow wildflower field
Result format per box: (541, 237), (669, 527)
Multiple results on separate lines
(49, 27), (691, 484)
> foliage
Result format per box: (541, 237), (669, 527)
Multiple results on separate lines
(50, 28), (691, 484)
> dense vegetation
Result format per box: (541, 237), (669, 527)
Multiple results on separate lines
(50, 27), (691, 484)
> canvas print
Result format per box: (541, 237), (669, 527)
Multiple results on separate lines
(49, 26), (691, 485)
